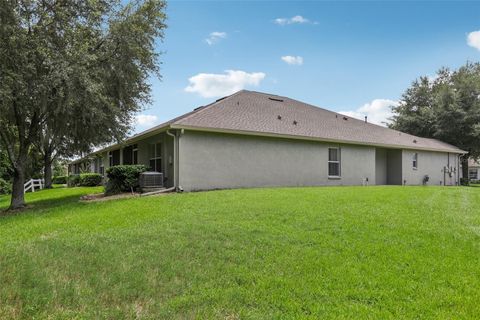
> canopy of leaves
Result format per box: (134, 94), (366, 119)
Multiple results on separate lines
(390, 62), (480, 159)
(0, 0), (166, 208)
(0, 0), (166, 164)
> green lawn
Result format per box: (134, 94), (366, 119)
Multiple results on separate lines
(1, 186), (480, 319)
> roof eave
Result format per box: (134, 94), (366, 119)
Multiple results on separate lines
(69, 124), (172, 165)
(171, 124), (467, 154)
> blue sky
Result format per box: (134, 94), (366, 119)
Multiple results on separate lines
(134, 1), (480, 131)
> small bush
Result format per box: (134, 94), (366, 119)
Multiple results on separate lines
(67, 174), (81, 187)
(0, 178), (11, 195)
(105, 165), (147, 195)
(79, 173), (102, 187)
(460, 178), (470, 186)
(53, 176), (67, 184)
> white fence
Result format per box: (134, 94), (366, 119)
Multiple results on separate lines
(24, 179), (44, 193)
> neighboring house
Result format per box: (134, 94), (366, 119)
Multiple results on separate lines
(469, 159), (480, 181)
(69, 90), (466, 191)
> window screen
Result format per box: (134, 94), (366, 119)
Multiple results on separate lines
(328, 148), (340, 177)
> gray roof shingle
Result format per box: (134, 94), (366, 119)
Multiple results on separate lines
(71, 90), (465, 164)
(171, 90), (464, 153)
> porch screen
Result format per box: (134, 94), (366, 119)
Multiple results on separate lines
(149, 143), (162, 172)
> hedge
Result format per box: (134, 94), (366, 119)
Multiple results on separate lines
(105, 165), (147, 195)
(52, 176), (67, 184)
(67, 174), (81, 187)
(79, 173), (103, 187)
(0, 178), (11, 195)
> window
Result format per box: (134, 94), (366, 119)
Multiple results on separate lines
(469, 169), (478, 180)
(122, 144), (138, 165)
(412, 153), (418, 169)
(109, 150), (120, 167)
(328, 148), (341, 177)
(132, 144), (138, 165)
(149, 142), (162, 172)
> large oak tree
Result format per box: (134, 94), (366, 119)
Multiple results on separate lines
(390, 62), (480, 179)
(0, 0), (166, 209)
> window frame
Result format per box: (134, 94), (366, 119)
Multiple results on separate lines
(412, 153), (418, 170)
(149, 142), (162, 172)
(469, 168), (478, 180)
(132, 144), (138, 165)
(328, 147), (341, 178)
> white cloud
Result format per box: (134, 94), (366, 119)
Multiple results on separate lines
(467, 30), (480, 51)
(205, 31), (227, 45)
(274, 15), (315, 25)
(281, 55), (304, 65)
(185, 70), (266, 98)
(135, 114), (158, 127)
(339, 99), (399, 127)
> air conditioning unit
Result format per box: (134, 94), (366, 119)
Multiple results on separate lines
(139, 172), (164, 192)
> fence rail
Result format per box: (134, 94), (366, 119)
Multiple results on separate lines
(24, 179), (44, 193)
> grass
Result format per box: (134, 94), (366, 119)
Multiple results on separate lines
(1, 185), (480, 319)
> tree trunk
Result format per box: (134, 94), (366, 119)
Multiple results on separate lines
(10, 166), (26, 210)
(44, 152), (53, 189)
(462, 155), (469, 183)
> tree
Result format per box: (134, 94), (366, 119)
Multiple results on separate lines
(0, 0), (166, 209)
(390, 62), (480, 179)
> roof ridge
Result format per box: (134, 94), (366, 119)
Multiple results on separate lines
(172, 90), (245, 125)
(249, 90), (434, 141)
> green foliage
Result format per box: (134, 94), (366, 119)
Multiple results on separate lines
(79, 173), (103, 187)
(53, 160), (67, 178)
(67, 175), (81, 187)
(52, 176), (67, 185)
(1, 186), (480, 318)
(0, 0), (167, 209)
(460, 177), (470, 186)
(0, 149), (13, 181)
(390, 62), (480, 157)
(0, 178), (11, 195)
(105, 165), (147, 195)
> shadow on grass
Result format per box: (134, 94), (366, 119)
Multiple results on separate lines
(0, 188), (101, 217)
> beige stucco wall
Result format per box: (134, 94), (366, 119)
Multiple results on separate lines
(178, 130), (376, 191)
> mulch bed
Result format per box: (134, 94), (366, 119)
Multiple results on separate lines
(79, 192), (140, 202)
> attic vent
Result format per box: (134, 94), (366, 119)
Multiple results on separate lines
(343, 116), (348, 121)
(268, 97), (284, 102)
(215, 96), (227, 102)
(277, 115), (282, 120)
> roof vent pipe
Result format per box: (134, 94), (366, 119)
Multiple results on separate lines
(365, 116), (367, 123)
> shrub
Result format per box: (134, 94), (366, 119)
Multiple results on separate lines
(460, 178), (470, 186)
(53, 176), (67, 184)
(79, 173), (103, 187)
(0, 178), (11, 195)
(67, 174), (81, 187)
(105, 165), (147, 195)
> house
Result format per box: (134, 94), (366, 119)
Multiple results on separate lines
(469, 159), (480, 181)
(69, 90), (466, 191)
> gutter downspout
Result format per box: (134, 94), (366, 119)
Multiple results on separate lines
(166, 129), (182, 191)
